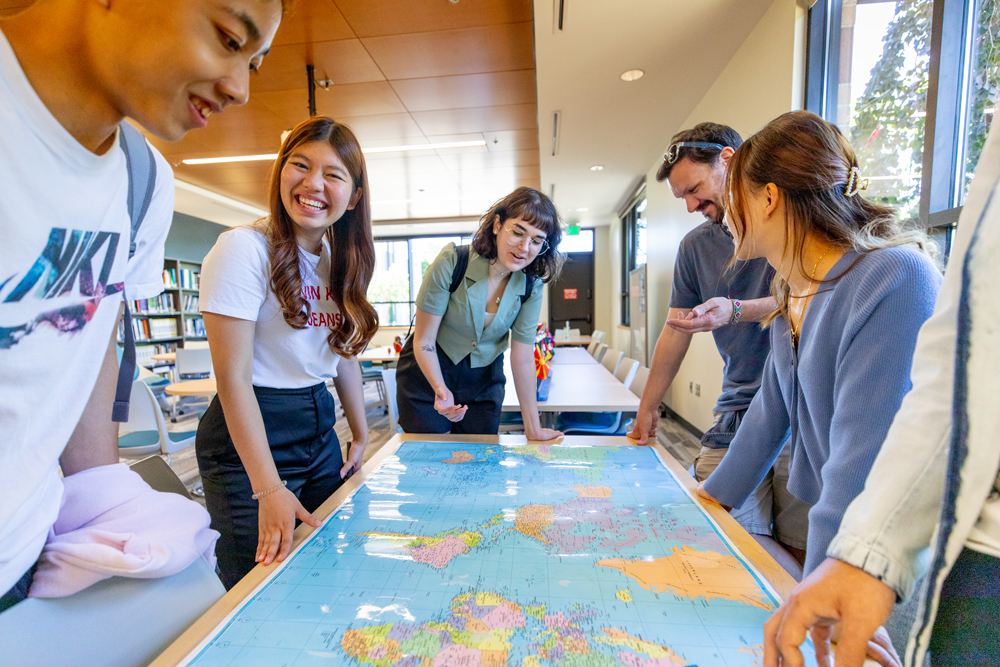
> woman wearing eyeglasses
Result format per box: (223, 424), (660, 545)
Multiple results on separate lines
(395, 187), (564, 439)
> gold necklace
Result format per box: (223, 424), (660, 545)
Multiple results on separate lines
(487, 268), (508, 305)
(789, 246), (832, 345)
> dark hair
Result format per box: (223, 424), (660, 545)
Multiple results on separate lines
(471, 186), (564, 282)
(257, 116), (378, 356)
(725, 110), (933, 327)
(656, 122), (743, 182)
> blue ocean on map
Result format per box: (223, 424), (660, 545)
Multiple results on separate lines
(181, 442), (818, 667)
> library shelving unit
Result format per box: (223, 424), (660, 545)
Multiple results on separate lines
(120, 258), (206, 372)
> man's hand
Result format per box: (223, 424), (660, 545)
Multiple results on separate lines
(433, 386), (467, 422)
(665, 297), (734, 333)
(764, 558), (899, 667)
(526, 427), (563, 442)
(628, 408), (658, 445)
(695, 481), (732, 511)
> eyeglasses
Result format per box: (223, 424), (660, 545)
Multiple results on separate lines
(664, 141), (725, 164)
(504, 223), (549, 254)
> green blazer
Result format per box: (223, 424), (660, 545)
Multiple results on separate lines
(416, 243), (542, 368)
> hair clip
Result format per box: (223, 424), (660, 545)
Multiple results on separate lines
(845, 166), (869, 197)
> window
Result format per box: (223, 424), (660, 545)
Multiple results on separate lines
(557, 229), (594, 253)
(807, 0), (1000, 261)
(619, 187), (647, 326)
(369, 236), (466, 326)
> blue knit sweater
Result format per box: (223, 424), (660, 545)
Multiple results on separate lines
(703, 246), (942, 574)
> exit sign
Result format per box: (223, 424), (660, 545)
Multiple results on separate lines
(568, 225), (580, 235)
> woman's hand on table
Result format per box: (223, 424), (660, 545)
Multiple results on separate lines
(256, 487), (322, 566)
(434, 386), (467, 422)
(526, 427), (563, 442)
(341, 440), (367, 478)
(695, 481), (732, 511)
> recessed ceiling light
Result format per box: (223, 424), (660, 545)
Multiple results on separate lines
(590, 165), (604, 171)
(182, 140), (488, 165)
(576, 207), (589, 212)
(620, 69), (645, 82)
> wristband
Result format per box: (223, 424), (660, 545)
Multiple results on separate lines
(251, 480), (287, 500)
(730, 299), (742, 324)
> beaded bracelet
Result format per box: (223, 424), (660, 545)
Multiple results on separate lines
(730, 299), (742, 324)
(251, 480), (287, 500)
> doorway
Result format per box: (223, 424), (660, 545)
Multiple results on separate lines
(548, 230), (595, 335)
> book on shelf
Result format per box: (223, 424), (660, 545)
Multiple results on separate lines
(123, 317), (178, 341)
(131, 293), (174, 314)
(162, 267), (178, 289)
(184, 316), (206, 338)
(182, 294), (200, 312)
(178, 268), (200, 290)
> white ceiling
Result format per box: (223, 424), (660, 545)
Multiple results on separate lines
(533, 0), (776, 224)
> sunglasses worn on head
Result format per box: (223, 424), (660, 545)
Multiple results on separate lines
(664, 141), (726, 164)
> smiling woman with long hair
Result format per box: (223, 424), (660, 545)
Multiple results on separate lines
(195, 116), (377, 589)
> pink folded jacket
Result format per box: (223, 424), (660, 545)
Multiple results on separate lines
(29, 463), (219, 598)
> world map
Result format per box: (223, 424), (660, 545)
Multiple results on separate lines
(180, 442), (816, 667)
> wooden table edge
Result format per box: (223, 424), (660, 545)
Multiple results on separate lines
(149, 434), (799, 666)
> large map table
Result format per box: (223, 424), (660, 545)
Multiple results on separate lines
(152, 435), (816, 667)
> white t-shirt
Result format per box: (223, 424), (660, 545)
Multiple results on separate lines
(0, 32), (174, 593)
(199, 226), (343, 388)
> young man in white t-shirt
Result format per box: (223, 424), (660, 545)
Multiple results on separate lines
(0, 0), (281, 608)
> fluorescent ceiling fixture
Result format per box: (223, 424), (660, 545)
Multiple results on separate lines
(174, 179), (267, 217)
(620, 69), (645, 82)
(575, 207), (589, 212)
(182, 140), (488, 165)
(590, 165), (604, 171)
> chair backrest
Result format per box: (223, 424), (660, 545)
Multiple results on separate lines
(119, 379), (164, 436)
(593, 343), (609, 364)
(629, 366), (651, 398)
(591, 330), (606, 344)
(601, 348), (623, 375)
(183, 341), (210, 350)
(176, 348), (213, 379)
(586, 340), (600, 356)
(615, 357), (640, 389)
(381, 368), (402, 433)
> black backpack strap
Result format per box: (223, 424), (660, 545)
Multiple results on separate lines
(112, 122), (158, 423)
(520, 274), (536, 304)
(449, 244), (471, 293)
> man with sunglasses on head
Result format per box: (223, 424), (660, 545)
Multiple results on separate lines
(629, 122), (810, 578)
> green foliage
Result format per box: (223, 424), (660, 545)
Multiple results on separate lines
(848, 0), (933, 221)
(963, 0), (1000, 197)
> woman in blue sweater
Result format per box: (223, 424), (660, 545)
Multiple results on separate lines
(699, 111), (942, 582)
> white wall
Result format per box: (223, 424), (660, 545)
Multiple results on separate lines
(605, 0), (803, 432)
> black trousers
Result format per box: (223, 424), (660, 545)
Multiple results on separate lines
(196, 382), (344, 590)
(396, 337), (507, 435)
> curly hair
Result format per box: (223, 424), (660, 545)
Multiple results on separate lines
(260, 116), (378, 356)
(470, 187), (564, 282)
(725, 111), (935, 328)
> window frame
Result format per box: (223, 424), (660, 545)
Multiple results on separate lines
(370, 234), (471, 327)
(618, 182), (647, 327)
(805, 0), (985, 260)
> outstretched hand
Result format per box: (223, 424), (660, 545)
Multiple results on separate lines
(628, 408), (658, 445)
(665, 297), (734, 333)
(763, 557), (899, 667)
(256, 487), (323, 566)
(434, 386), (468, 422)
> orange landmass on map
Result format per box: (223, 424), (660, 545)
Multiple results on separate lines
(442, 450), (475, 464)
(597, 545), (774, 610)
(572, 484), (613, 498)
(513, 504), (554, 543)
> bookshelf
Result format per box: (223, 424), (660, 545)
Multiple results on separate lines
(121, 258), (206, 371)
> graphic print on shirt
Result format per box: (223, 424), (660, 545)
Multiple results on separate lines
(0, 227), (122, 349)
(302, 285), (345, 329)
